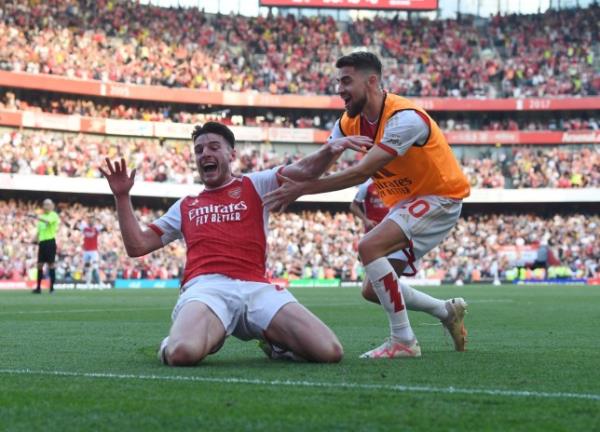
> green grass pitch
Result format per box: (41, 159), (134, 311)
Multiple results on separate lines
(1, 285), (599, 431)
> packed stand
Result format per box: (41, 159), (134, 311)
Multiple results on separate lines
(0, 1), (597, 97)
(1, 200), (597, 283)
(0, 199), (185, 283)
(2, 90), (598, 132)
(0, 0), (344, 95)
(1, 128), (598, 188)
(438, 115), (600, 131)
(349, 7), (599, 97)
(0, 128), (358, 183)
(0, 91), (338, 130)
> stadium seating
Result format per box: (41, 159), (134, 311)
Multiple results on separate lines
(0, 91), (336, 130)
(0, 3), (597, 286)
(1, 200), (597, 284)
(0, 1), (597, 96)
(1, 128), (597, 188)
(2, 90), (598, 132)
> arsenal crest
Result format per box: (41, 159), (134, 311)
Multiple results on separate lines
(228, 187), (242, 199)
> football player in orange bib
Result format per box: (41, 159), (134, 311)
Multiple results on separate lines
(265, 52), (470, 359)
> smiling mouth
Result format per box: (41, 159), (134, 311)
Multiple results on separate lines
(202, 162), (218, 174)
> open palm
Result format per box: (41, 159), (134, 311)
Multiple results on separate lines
(99, 158), (136, 197)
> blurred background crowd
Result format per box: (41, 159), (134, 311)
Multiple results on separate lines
(1, 128), (598, 188)
(0, 1), (598, 97)
(0, 200), (598, 284)
(1, 90), (599, 131)
(0, 1), (597, 287)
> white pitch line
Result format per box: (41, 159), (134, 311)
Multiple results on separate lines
(0, 368), (598, 402)
(0, 307), (169, 315)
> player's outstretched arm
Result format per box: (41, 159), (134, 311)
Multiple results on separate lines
(99, 158), (163, 257)
(280, 135), (373, 182)
(264, 146), (395, 212)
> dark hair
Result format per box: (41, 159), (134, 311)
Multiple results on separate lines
(191, 122), (235, 148)
(335, 51), (382, 78)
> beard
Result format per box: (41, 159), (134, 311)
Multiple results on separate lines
(346, 94), (367, 118)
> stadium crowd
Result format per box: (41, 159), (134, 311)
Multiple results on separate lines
(0, 200), (597, 284)
(438, 115), (600, 131)
(2, 90), (599, 132)
(0, 91), (336, 130)
(350, 7), (599, 97)
(1, 128), (598, 188)
(0, 1), (597, 97)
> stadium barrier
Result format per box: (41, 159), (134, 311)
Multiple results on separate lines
(0, 280), (111, 290)
(1, 70), (599, 111)
(289, 278), (341, 288)
(515, 279), (588, 285)
(2, 109), (600, 145)
(54, 282), (112, 290)
(114, 279), (181, 289)
(2, 173), (598, 202)
(1, 277), (598, 291)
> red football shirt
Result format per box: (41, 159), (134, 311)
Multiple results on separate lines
(149, 168), (281, 286)
(82, 225), (100, 251)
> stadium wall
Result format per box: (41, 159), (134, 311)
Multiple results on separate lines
(1, 109), (599, 145)
(1, 173), (599, 203)
(1, 70), (599, 111)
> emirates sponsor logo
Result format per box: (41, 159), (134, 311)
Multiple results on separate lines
(228, 187), (242, 199)
(187, 201), (248, 226)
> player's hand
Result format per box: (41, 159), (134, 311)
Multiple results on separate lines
(364, 219), (377, 231)
(327, 135), (373, 157)
(99, 158), (136, 198)
(263, 173), (307, 212)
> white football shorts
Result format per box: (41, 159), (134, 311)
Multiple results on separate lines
(172, 274), (298, 341)
(82, 250), (100, 264)
(385, 195), (462, 276)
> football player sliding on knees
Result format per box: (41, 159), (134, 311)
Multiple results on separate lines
(264, 52), (469, 359)
(100, 122), (371, 366)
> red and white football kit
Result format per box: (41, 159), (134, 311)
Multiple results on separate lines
(354, 179), (389, 231)
(82, 225), (101, 264)
(149, 167), (297, 340)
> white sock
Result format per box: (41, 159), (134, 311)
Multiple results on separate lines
(399, 281), (448, 320)
(365, 258), (415, 342)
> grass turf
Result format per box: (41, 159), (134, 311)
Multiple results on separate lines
(0, 285), (599, 431)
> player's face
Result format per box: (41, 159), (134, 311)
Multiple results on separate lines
(336, 66), (368, 118)
(42, 201), (53, 212)
(194, 133), (236, 188)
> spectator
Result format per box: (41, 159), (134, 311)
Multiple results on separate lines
(1, 200), (597, 285)
(0, 2), (596, 96)
(1, 128), (597, 188)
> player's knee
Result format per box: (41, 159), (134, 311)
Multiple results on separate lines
(313, 339), (343, 363)
(324, 341), (344, 363)
(167, 341), (205, 366)
(358, 237), (378, 263)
